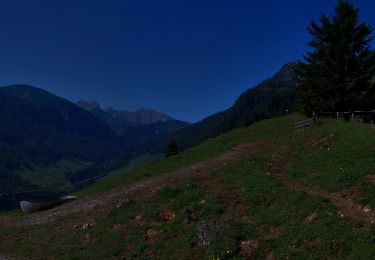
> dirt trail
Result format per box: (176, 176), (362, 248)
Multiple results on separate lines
(270, 161), (375, 229)
(0, 140), (268, 228)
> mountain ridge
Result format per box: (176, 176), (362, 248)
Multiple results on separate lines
(77, 100), (178, 126)
(174, 61), (297, 149)
(76, 99), (190, 162)
(0, 84), (122, 210)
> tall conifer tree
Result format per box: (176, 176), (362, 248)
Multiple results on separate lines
(297, 0), (375, 114)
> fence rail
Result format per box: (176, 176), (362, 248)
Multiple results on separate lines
(294, 118), (315, 129)
(294, 110), (375, 129)
(319, 110), (375, 123)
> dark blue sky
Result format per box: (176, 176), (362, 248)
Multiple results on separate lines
(0, 0), (374, 122)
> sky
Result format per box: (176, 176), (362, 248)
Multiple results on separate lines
(0, 0), (374, 122)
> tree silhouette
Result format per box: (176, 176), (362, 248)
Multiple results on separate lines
(297, 0), (375, 114)
(165, 139), (179, 157)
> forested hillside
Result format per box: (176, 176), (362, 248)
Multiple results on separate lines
(174, 62), (297, 149)
(0, 85), (121, 210)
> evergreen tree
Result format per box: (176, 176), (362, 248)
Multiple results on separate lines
(165, 139), (179, 157)
(297, 0), (375, 114)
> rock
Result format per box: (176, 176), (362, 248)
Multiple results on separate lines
(363, 205), (371, 213)
(197, 221), (230, 247)
(82, 223), (92, 230)
(183, 216), (194, 225)
(266, 252), (275, 260)
(303, 213), (318, 225)
(146, 229), (158, 236)
(145, 229), (158, 242)
(198, 199), (206, 205)
(162, 211), (176, 222)
(135, 215), (143, 221)
(197, 224), (212, 247)
(240, 240), (259, 257)
(84, 234), (91, 240)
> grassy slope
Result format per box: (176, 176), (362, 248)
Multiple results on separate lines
(16, 159), (92, 188)
(102, 154), (161, 180)
(75, 114), (289, 198)
(2, 114), (375, 259)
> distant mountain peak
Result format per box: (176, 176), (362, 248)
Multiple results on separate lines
(77, 101), (176, 125)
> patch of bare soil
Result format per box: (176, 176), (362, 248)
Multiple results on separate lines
(261, 225), (284, 240)
(366, 174), (375, 184)
(193, 175), (247, 219)
(0, 140), (268, 229)
(192, 159), (284, 252)
(239, 240), (258, 258)
(270, 161), (375, 230)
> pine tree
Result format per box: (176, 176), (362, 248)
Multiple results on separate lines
(297, 0), (375, 114)
(165, 139), (179, 157)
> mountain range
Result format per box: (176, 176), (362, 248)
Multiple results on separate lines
(0, 85), (120, 167)
(77, 101), (179, 125)
(76, 100), (190, 155)
(0, 61), (298, 211)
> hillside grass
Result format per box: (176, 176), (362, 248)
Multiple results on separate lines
(16, 159), (92, 188)
(102, 154), (161, 180)
(75, 114), (299, 197)
(1, 114), (375, 259)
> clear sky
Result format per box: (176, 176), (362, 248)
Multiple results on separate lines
(0, 0), (374, 122)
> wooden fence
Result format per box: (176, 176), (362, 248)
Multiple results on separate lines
(319, 110), (375, 124)
(294, 110), (375, 129)
(294, 118), (315, 129)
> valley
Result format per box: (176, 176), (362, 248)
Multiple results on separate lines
(0, 61), (298, 212)
(0, 115), (374, 258)
(0, 1), (374, 258)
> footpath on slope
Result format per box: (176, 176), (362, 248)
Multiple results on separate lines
(1, 137), (372, 232)
(0, 140), (268, 227)
(270, 160), (375, 230)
